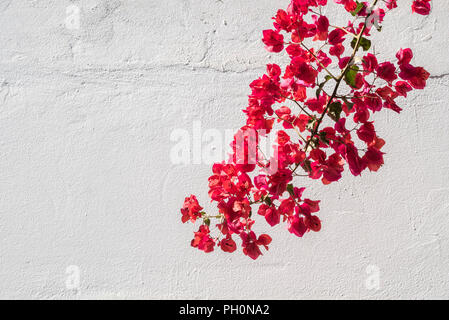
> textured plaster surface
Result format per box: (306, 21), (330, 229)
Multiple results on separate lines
(0, 0), (448, 299)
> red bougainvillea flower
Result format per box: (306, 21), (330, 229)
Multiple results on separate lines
(219, 236), (237, 253)
(262, 30), (284, 53)
(288, 214), (308, 237)
(191, 225), (215, 253)
(385, 0), (398, 10)
(241, 231), (272, 260)
(376, 62), (397, 83)
(306, 215), (322, 232)
(334, 0), (357, 12)
(399, 64), (430, 89)
(181, 0), (432, 259)
(412, 0), (431, 15)
(396, 48), (413, 65)
(181, 195), (203, 223)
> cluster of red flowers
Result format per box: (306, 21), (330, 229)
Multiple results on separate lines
(181, 0), (431, 259)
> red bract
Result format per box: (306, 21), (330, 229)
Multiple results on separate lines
(399, 64), (430, 89)
(376, 62), (397, 83)
(357, 122), (376, 144)
(262, 30), (284, 53)
(315, 15), (330, 41)
(306, 215), (322, 232)
(339, 143), (366, 176)
(288, 214), (308, 237)
(412, 0), (431, 15)
(191, 225), (215, 253)
(241, 231), (272, 260)
(335, 0), (357, 13)
(258, 204), (280, 226)
(181, 195), (203, 223)
(181, 0), (431, 259)
(396, 48), (413, 66)
(328, 29), (346, 45)
(385, 0), (397, 10)
(219, 236), (237, 253)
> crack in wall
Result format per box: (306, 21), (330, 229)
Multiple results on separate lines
(430, 73), (449, 79)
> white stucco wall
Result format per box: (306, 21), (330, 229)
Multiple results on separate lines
(0, 0), (448, 299)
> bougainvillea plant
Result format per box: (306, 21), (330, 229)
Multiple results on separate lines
(181, 0), (432, 259)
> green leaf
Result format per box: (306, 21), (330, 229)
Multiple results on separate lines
(264, 196), (272, 206)
(350, 2), (364, 16)
(203, 218), (210, 226)
(344, 65), (359, 88)
(328, 101), (342, 122)
(359, 38), (371, 51)
(319, 131), (330, 144)
(351, 37), (371, 51)
(286, 184), (294, 196)
(341, 96), (354, 112)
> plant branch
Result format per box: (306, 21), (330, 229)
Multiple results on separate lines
(292, 0), (379, 174)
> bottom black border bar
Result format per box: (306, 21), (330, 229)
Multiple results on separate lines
(0, 300), (447, 318)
